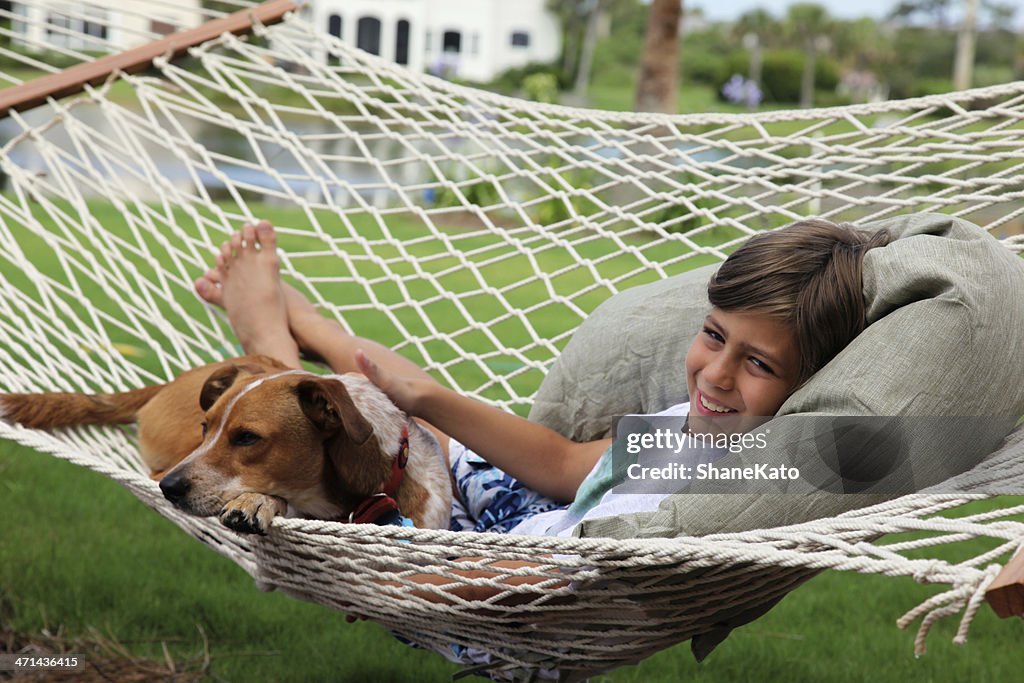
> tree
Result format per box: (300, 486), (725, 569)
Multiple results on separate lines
(832, 17), (891, 72)
(952, 0), (979, 89)
(890, 0), (1017, 29)
(733, 9), (779, 89)
(548, 0), (635, 96)
(546, 0), (588, 81)
(574, 0), (603, 96)
(785, 3), (832, 108)
(891, 0), (1016, 90)
(891, 0), (955, 27)
(634, 0), (682, 113)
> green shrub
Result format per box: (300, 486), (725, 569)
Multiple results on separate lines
(488, 62), (567, 95)
(679, 29), (736, 88)
(684, 49), (733, 88)
(973, 65), (1015, 88)
(718, 49), (840, 105)
(909, 77), (954, 98)
(588, 60), (636, 90)
(522, 73), (559, 104)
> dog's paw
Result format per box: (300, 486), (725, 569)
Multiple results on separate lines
(219, 493), (287, 535)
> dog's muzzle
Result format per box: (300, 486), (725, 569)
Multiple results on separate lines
(159, 471), (192, 507)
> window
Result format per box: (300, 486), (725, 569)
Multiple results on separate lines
(45, 13), (70, 38)
(442, 30), (461, 53)
(356, 16), (381, 55)
(83, 19), (106, 40)
(328, 14), (342, 39)
(45, 7), (108, 50)
(327, 14), (344, 65)
(395, 20), (410, 65)
(12, 3), (28, 39)
(511, 31), (530, 48)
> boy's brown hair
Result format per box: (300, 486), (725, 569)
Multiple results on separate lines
(707, 218), (892, 386)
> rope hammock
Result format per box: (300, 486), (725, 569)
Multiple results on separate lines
(1, 2), (1023, 680)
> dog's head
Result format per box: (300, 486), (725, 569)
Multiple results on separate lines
(159, 369), (393, 521)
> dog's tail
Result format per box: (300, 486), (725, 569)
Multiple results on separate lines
(0, 384), (165, 429)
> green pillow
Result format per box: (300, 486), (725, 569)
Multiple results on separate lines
(529, 213), (1024, 538)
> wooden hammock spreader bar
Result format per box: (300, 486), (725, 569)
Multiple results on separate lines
(986, 546), (1024, 618)
(0, 0), (301, 119)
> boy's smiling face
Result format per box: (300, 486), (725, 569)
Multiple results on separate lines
(685, 308), (800, 418)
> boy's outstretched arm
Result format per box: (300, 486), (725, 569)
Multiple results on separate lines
(357, 350), (609, 503)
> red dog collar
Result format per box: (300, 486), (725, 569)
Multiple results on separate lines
(348, 425), (409, 526)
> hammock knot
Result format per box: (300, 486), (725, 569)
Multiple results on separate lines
(910, 560), (948, 584)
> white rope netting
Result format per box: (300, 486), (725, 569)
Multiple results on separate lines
(1, 3), (1023, 680)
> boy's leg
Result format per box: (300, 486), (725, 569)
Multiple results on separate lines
(278, 284), (438, 387)
(194, 220), (447, 446)
(195, 221), (435, 383)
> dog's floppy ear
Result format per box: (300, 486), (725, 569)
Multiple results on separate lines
(298, 378), (387, 500)
(296, 378), (374, 445)
(199, 362), (275, 412)
(199, 365), (241, 412)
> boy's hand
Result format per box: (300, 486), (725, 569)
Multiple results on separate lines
(355, 348), (422, 415)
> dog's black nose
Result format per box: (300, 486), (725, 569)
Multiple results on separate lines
(159, 471), (191, 504)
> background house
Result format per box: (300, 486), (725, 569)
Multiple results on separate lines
(309, 0), (561, 82)
(7, 0), (559, 84)
(10, 0), (203, 52)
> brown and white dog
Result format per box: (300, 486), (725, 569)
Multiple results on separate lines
(0, 355), (451, 534)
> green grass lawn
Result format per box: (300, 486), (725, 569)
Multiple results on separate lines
(2, 442), (1021, 682)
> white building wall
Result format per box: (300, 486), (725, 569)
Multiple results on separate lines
(314, 0), (560, 82)
(12, 0), (559, 83)
(313, 0), (428, 74)
(492, 2), (560, 74)
(13, 0), (202, 52)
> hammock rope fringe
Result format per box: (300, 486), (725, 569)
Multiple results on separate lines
(1, 3), (1023, 679)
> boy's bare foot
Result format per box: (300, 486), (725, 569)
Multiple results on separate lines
(196, 252), (335, 363)
(194, 221), (300, 368)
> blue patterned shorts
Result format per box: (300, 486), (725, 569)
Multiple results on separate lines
(448, 439), (567, 534)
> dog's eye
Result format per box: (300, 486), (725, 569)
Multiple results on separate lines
(201, 422), (208, 438)
(230, 430), (262, 447)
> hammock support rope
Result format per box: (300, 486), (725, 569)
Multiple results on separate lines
(0, 3), (1023, 679)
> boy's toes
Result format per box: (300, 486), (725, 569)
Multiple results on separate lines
(194, 274), (224, 305)
(241, 222), (257, 250)
(254, 220), (277, 252)
(229, 231), (243, 256)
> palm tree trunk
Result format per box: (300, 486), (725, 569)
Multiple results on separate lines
(633, 0), (682, 114)
(800, 39), (817, 108)
(573, 0), (603, 97)
(953, 0), (979, 90)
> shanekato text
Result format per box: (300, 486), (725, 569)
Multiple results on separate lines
(627, 462), (800, 481)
